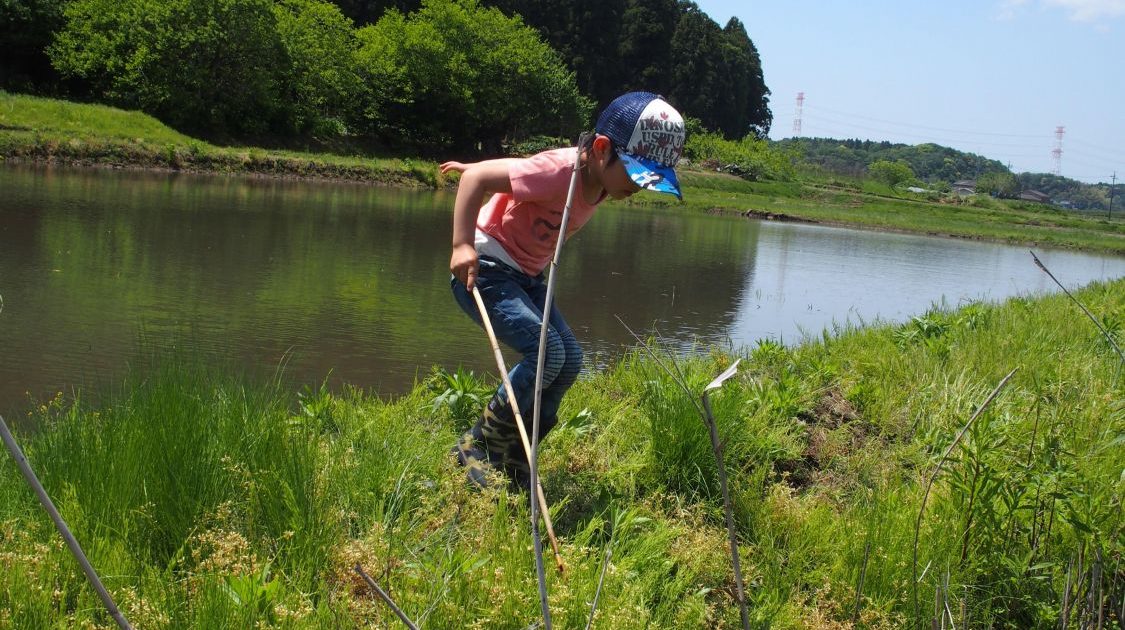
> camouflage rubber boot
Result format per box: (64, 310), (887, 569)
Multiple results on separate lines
(503, 415), (558, 493)
(451, 420), (492, 489)
(451, 395), (519, 490)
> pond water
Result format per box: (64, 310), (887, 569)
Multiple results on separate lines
(2, 164), (1123, 414)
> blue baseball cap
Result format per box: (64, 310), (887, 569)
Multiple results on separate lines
(595, 91), (686, 200)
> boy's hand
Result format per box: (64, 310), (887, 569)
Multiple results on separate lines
(450, 243), (479, 290)
(440, 161), (469, 175)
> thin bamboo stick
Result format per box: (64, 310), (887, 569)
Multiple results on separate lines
(0, 414), (132, 630)
(527, 135), (586, 629)
(470, 285), (566, 573)
(354, 564), (418, 630)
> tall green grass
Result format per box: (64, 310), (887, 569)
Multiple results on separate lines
(1, 280), (1122, 628)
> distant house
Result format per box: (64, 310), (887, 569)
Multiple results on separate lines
(952, 179), (976, 196)
(1019, 190), (1051, 204)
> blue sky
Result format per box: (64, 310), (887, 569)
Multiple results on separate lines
(693, 0), (1125, 183)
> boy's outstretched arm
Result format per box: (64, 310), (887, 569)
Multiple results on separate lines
(447, 159), (515, 290)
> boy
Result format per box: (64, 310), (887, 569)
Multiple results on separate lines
(442, 91), (685, 489)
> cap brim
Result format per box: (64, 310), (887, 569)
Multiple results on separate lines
(618, 151), (682, 200)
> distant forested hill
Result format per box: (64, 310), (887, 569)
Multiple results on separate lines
(1017, 173), (1117, 211)
(776, 137), (1118, 211)
(774, 137), (1009, 183)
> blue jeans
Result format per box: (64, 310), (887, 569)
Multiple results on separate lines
(451, 256), (583, 445)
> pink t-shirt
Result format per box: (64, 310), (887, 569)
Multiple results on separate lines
(477, 148), (603, 276)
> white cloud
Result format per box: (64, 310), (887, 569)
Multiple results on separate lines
(997, 0), (1125, 21)
(996, 0), (1030, 20)
(1045, 0), (1125, 20)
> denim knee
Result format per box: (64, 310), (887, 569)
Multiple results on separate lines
(538, 327), (568, 387)
(554, 335), (582, 388)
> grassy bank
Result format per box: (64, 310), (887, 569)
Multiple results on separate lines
(3, 90), (1124, 255)
(660, 170), (1125, 255)
(0, 92), (437, 188)
(1, 279), (1122, 628)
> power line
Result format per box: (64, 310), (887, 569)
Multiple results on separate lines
(1068, 137), (1125, 158)
(780, 103), (1124, 164)
(801, 103), (1047, 138)
(798, 112), (1046, 149)
(1064, 146), (1125, 165)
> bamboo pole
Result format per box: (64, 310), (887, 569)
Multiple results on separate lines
(0, 414), (132, 630)
(470, 285), (566, 573)
(526, 134), (586, 629)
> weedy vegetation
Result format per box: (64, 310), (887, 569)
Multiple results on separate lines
(1, 279), (1122, 628)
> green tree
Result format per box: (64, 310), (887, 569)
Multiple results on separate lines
(331, 0), (419, 25)
(668, 5), (724, 134)
(617, 0), (679, 95)
(868, 159), (915, 188)
(1, 0), (67, 90)
(274, 0), (364, 136)
(355, 0), (591, 151)
(975, 171), (1019, 198)
(717, 17), (770, 138)
(50, 0), (286, 135)
(686, 129), (795, 181)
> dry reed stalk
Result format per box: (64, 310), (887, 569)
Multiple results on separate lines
(853, 537), (872, 626)
(1062, 555), (1073, 630)
(1030, 250), (1124, 364)
(354, 564), (418, 630)
(614, 315), (750, 630)
(911, 368), (1017, 625)
(585, 545), (612, 630)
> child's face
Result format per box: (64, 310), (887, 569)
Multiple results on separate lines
(601, 158), (642, 200)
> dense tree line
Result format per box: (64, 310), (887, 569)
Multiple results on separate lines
(1, 0), (592, 150)
(1017, 173), (1119, 211)
(322, 1), (773, 138)
(469, 0), (771, 138)
(0, 0), (66, 91)
(1, 0), (771, 147)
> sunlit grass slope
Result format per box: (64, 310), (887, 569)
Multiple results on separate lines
(1, 277), (1121, 628)
(0, 91), (436, 187)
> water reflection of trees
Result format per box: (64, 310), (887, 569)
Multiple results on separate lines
(4, 167), (758, 406)
(560, 205), (759, 356)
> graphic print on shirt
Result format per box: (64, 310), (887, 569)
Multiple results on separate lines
(532, 216), (561, 242)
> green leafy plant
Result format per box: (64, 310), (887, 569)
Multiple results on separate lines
(221, 562), (283, 622)
(296, 375), (336, 433)
(427, 366), (490, 424)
